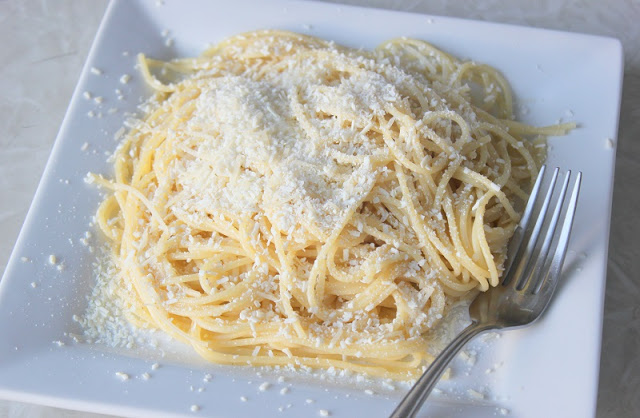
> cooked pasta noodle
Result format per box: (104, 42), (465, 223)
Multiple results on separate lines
(88, 30), (573, 380)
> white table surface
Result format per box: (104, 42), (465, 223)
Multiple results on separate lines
(1, 1), (638, 417)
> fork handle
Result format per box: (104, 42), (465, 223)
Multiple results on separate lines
(389, 322), (495, 418)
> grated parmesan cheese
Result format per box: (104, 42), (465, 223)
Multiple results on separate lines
(258, 382), (271, 391)
(115, 371), (130, 381)
(606, 138), (615, 148)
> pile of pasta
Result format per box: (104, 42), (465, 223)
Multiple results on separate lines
(90, 30), (572, 380)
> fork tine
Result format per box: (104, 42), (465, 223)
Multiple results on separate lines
(535, 171), (582, 298)
(503, 166), (559, 287)
(522, 170), (573, 293)
(500, 165), (546, 285)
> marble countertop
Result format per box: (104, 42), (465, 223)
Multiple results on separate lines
(1, 1), (638, 417)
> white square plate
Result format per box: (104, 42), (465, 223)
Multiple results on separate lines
(0, 0), (622, 417)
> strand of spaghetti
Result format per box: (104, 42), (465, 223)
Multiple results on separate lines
(392, 163), (471, 291)
(471, 192), (500, 288)
(137, 53), (175, 92)
(453, 166), (520, 221)
(306, 170), (379, 308)
(442, 193), (492, 279)
(268, 223), (307, 339)
(87, 173), (169, 234)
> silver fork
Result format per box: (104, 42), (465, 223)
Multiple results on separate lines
(390, 166), (582, 418)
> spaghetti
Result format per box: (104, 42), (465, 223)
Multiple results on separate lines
(88, 30), (573, 380)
